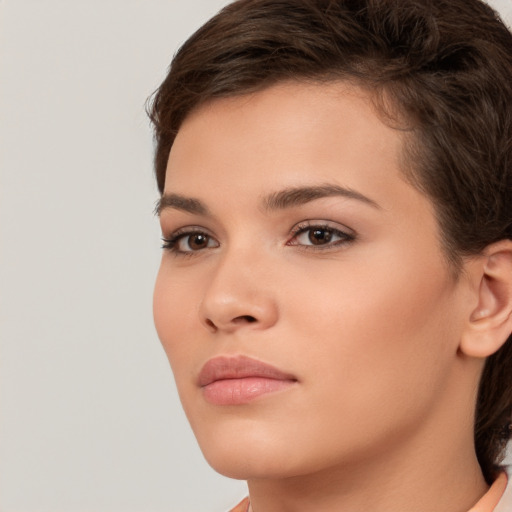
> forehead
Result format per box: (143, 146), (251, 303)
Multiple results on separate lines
(165, 81), (409, 196)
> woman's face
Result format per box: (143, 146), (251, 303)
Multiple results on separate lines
(154, 82), (474, 479)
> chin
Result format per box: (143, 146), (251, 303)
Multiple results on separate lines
(191, 418), (308, 480)
(202, 445), (301, 480)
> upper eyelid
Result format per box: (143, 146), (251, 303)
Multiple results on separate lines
(289, 220), (355, 236)
(290, 227), (354, 240)
(164, 225), (215, 237)
(164, 221), (353, 235)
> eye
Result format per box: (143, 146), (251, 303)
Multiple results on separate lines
(162, 229), (219, 254)
(288, 223), (355, 248)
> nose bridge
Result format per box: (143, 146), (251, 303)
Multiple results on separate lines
(199, 242), (278, 333)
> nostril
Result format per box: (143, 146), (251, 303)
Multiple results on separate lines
(234, 315), (257, 324)
(205, 319), (217, 330)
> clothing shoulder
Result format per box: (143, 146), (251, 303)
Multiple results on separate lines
(227, 496), (249, 512)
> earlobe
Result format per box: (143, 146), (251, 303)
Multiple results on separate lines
(460, 240), (512, 359)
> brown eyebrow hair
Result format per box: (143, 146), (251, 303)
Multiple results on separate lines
(155, 193), (210, 216)
(262, 184), (381, 211)
(156, 184), (380, 217)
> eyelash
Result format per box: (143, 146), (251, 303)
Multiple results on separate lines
(161, 222), (356, 255)
(287, 222), (356, 249)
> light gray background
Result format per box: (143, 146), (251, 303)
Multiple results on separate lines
(0, 1), (245, 511)
(1, 1), (511, 511)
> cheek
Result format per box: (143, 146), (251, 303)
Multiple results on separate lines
(282, 247), (458, 415)
(293, 239), (455, 343)
(153, 263), (199, 377)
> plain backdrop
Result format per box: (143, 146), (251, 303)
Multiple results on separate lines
(0, 1), (245, 511)
(1, 1), (511, 512)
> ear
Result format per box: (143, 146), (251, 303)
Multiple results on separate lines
(460, 240), (512, 358)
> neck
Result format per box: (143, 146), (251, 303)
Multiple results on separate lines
(247, 439), (487, 512)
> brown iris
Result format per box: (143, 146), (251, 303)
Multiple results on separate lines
(188, 233), (210, 250)
(308, 228), (333, 245)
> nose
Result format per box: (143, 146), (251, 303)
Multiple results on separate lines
(199, 251), (279, 334)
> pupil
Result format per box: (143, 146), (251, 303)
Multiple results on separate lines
(309, 228), (332, 245)
(190, 234), (208, 249)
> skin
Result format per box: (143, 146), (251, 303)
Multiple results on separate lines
(153, 82), (493, 512)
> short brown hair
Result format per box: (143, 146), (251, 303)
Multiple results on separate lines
(148, 0), (512, 482)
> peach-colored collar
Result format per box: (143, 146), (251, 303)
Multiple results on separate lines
(468, 473), (508, 512)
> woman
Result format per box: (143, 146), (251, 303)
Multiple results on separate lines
(149, 0), (512, 510)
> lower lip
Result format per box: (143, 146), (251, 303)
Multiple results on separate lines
(202, 377), (296, 405)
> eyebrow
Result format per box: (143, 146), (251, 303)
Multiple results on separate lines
(262, 184), (381, 211)
(156, 184), (380, 217)
(155, 193), (210, 216)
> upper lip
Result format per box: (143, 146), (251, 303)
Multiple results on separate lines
(198, 355), (297, 387)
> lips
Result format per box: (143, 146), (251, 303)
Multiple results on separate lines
(198, 355), (297, 405)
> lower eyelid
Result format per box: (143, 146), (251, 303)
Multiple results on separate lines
(289, 236), (355, 252)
